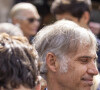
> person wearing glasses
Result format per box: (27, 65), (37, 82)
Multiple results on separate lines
(10, 2), (41, 44)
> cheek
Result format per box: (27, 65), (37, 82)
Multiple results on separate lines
(31, 22), (40, 28)
(68, 62), (88, 82)
(66, 65), (87, 90)
(21, 23), (30, 30)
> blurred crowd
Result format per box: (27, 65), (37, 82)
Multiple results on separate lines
(0, 0), (100, 90)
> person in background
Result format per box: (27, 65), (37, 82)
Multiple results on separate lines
(51, 0), (91, 29)
(0, 33), (40, 90)
(34, 20), (98, 90)
(10, 2), (41, 44)
(0, 23), (23, 36)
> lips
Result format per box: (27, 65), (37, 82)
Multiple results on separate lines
(81, 77), (93, 86)
(31, 28), (38, 31)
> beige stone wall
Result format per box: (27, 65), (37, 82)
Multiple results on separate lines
(0, 0), (14, 22)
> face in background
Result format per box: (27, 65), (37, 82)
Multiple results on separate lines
(56, 12), (90, 29)
(54, 44), (98, 90)
(14, 10), (40, 39)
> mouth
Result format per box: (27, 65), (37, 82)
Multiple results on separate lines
(81, 78), (93, 86)
(30, 28), (38, 32)
(32, 27), (38, 31)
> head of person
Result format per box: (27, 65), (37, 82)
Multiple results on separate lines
(51, 0), (91, 29)
(10, 2), (40, 39)
(0, 23), (23, 36)
(0, 33), (39, 90)
(34, 20), (98, 90)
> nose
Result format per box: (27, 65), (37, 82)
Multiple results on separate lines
(87, 62), (99, 76)
(32, 20), (40, 27)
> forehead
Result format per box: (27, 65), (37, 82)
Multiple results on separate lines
(71, 44), (97, 59)
(20, 10), (40, 18)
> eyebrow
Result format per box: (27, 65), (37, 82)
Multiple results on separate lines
(78, 56), (98, 60)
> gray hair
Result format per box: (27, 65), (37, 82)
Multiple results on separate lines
(34, 20), (97, 76)
(10, 2), (38, 19)
(0, 23), (23, 36)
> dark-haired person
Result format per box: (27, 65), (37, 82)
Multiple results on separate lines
(10, 2), (41, 44)
(51, 0), (90, 29)
(0, 33), (40, 90)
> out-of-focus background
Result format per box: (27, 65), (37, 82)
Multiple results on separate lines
(0, 0), (100, 26)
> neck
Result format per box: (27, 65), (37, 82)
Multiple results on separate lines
(47, 81), (61, 90)
(79, 23), (89, 29)
(47, 74), (70, 90)
(24, 33), (30, 40)
(47, 81), (70, 90)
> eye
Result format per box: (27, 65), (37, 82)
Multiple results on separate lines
(80, 58), (89, 64)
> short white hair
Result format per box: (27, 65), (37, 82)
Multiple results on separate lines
(34, 20), (97, 78)
(10, 2), (38, 19)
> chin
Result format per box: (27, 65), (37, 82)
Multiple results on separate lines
(32, 31), (37, 34)
(81, 86), (92, 90)
(32, 33), (37, 36)
(29, 32), (36, 36)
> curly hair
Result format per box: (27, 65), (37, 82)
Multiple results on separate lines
(0, 33), (39, 89)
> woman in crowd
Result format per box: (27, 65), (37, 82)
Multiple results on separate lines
(10, 2), (41, 44)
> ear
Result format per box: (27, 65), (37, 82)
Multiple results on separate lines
(82, 11), (90, 24)
(46, 52), (59, 72)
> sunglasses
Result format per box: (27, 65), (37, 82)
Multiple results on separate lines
(27, 18), (41, 23)
(18, 16), (41, 23)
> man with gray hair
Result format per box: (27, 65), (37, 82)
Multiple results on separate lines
(34, 20), (98, 90)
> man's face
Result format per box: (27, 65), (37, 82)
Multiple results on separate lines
(55, 45), (98, 90)
(17, 10), (40, 38)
